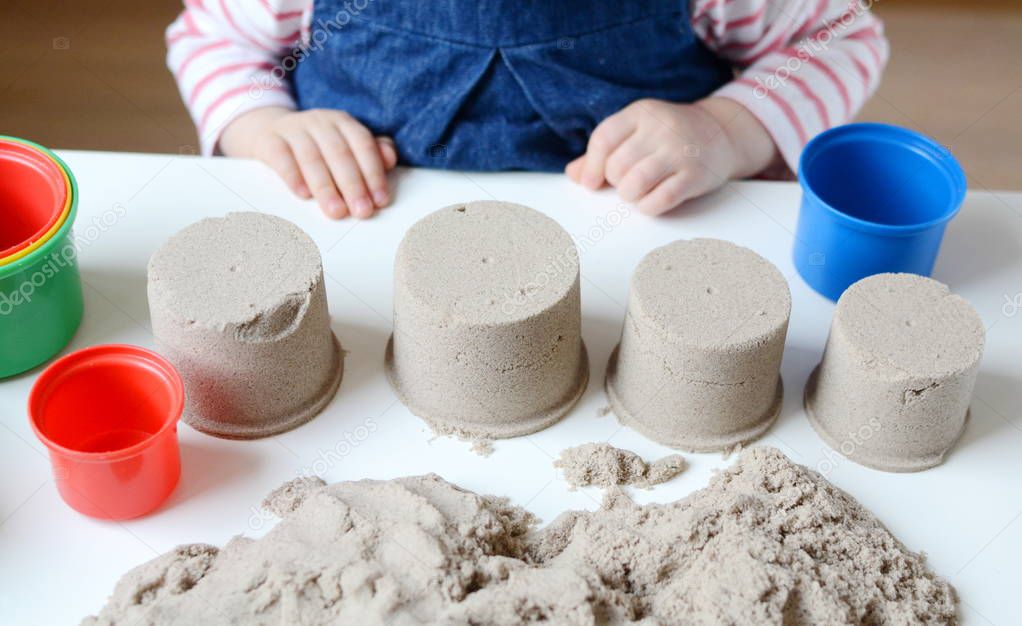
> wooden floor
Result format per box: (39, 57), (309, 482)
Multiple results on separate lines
(0, 0), (195, 154)
(1, 0), (1019, 189)
(858, 0), (1022, 193)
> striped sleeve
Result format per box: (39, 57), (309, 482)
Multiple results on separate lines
(165, 0), (311, 155)
(691, 0), (889, 172)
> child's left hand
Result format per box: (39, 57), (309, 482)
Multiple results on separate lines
(566, 97), (778, 215)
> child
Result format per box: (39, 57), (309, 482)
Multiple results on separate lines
(167, 0), (886, 219)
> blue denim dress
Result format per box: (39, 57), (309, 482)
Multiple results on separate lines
(292, 0), (731, 171)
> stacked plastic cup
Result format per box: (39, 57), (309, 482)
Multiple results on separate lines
(29, 345), (184, 519)
(4, 143), (183, 519)
(0, 136), (83, 377)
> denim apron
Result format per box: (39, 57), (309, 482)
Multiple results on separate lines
(292, 0), (732, 171)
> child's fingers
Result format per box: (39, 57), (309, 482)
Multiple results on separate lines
(377, 137), (398, 170)
(635, 171), (699, 216)
(581, 113), (636, 190)
(287, 131), (349, 219)
(616, 153), (673, 203)
(603, 135), (651, 186)
(260, 134), (310, 199)
(309, 124), (374, 219)
(336, 118), (390, 208)
(564, 156), (583, 182)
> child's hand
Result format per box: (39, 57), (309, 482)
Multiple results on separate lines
(566, 97), (777, 215)
(219, 107), (398, 219)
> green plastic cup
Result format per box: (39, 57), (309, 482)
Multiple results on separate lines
(0, 137), (83, 378)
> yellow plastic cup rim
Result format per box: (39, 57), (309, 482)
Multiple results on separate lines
(0, 140), (73, 267)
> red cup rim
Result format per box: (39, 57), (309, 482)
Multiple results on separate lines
(0, 139), (69, 258)
(28, 344), (185, 463)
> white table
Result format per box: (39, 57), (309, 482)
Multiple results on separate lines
(1, 151), (1019, 625)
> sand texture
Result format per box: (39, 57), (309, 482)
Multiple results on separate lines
(606, 239), (791, 451)
(806, 273), (985, 472)
(386, 201), (588, 439)
(83, 448), (956, 626)
(555, 443), (686, 489)
(147, 212), (343, 439)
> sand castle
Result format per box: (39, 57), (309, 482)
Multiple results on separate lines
(147, 212), (343, 439)
(606, 238), (790, 452)
(805, 273), (984, 472)
(385, 201), (588, 439)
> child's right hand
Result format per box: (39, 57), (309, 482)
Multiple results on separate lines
(219, 107), (398, 219)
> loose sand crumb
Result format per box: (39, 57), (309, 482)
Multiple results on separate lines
(427, 429), (494, 457)
(721, 441), (744, 460)
(596, 405), (612, 418)
(83, 447), (957, 625)
(470, 440), (495, 457)
(555, 442), (686, 489)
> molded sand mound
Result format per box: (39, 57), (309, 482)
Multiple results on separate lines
(83, 448), (957, 625)
(147, 212), (342, 439)
(806, 273), (984, 472)
(606, 238), (791, 452)
(386, 200), (588, 439)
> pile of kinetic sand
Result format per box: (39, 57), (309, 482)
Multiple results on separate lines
(83, 448), (957, 625)
(555, 443), (686, 489)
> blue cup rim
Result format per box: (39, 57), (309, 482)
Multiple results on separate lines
(797, 123), (967, 236)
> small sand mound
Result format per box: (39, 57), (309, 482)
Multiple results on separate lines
(555, 442), (686, 489)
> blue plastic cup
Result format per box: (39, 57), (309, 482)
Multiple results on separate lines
(793, 123), (966, 301)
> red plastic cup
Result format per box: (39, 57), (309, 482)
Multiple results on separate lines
(28, 345), (184, 519)
(0, 138), (69, 258)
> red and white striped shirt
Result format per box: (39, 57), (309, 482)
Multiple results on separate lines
(166, 0), (888, 170)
